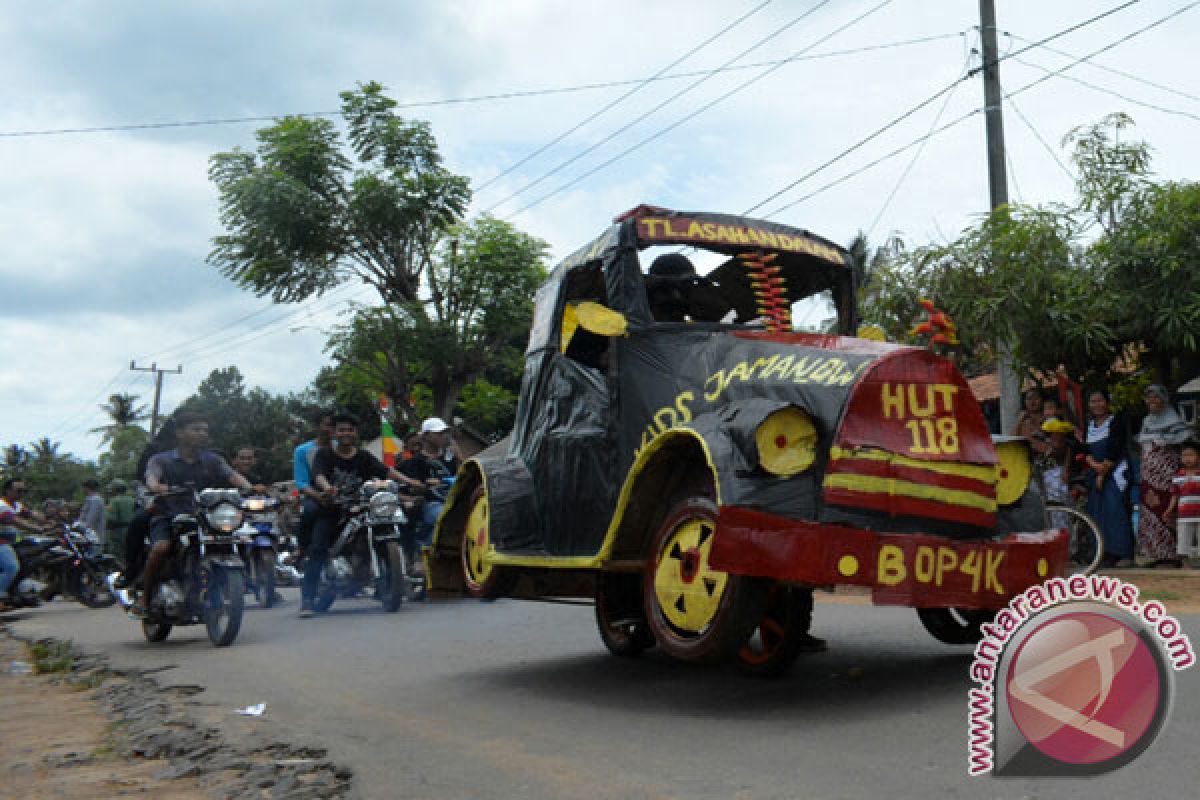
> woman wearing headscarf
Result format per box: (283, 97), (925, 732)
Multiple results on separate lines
(1136, 384), (1193, 566)
(1084, 390), (1135, 567)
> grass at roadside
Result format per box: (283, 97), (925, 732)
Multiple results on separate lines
(29, 639), (75, 674)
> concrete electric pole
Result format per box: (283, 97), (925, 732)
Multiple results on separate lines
(978, 0), (1021, 433)
(130, 361), (183, 437)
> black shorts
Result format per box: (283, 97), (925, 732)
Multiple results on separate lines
(148, 516), (174, 545)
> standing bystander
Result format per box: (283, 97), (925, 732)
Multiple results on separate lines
(77, 478), (107, 545)
(1168, 442), (1200, 569)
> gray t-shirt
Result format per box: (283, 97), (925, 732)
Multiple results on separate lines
(78, 493), (106, 536)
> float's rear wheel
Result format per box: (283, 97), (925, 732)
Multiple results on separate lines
(461, 486), (513, 598)
(643, 496), (766, 663)
(595, 572), (655, 657)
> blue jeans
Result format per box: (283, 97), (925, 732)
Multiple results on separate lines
(301, 511), (339, 605)
(0, 543), (19, 598)
(297, 498), (318, 552)
(417, 501), (443, 548)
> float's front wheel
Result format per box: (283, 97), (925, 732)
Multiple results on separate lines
(736, 586), (814, 677)
(643, 497), (766, 663)
(916, 607), (995, 645)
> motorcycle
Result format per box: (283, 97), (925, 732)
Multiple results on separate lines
(234, 494), (281, 607)
(312, 479), (414, 613)
(110, 487), (247, 646)
(3, 535), (62, 608)
(35, 522), (118, 608)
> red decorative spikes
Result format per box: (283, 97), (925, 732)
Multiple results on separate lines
(739, 251), (790, 332)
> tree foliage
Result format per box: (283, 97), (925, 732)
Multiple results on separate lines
(870, 114), (1200, 388)
(209, 81), (470, 306)
(176, 367), (302, 482)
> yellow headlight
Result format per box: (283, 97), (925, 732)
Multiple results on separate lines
(756, 407), (818, 477)
(994, 440), (1032, 506)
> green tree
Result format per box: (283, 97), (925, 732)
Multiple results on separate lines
(176, 367), (302, 482)
(324, 215), (547, 420)
(209, 81), (470, 306)
(90, 393), (148, 446)
(97, 425), (150, 485)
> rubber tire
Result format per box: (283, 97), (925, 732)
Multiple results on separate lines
(142, 620), (172, 642)
(205, 569), (245, 647)
(381, 542), (407, 613)
(916, 607), (995, 645)
(254, 550), (277, 608)
(595, 572), (655, 658)
(461, 485), (516, 599)
(642, 496), (768, 664)
(79, 567), (117, 609)
(736, 586), (813, 678)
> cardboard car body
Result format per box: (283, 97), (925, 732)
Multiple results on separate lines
(427, 206), (1068, 656)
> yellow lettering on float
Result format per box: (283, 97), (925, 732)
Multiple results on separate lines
(935, 547), (958, 587)
(882, 383), (905, 419)
(878, 545), (907, 586)
(914, 546), (936, 583)
(985, 551), (1005, 594)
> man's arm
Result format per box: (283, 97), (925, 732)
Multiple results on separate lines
(144, 455), (170, 494)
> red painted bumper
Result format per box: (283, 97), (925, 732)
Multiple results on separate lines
(708, 506), (1070, 610)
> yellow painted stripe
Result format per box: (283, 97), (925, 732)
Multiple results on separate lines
(829, 446), (997, 484)
(823, 472), (998, 513)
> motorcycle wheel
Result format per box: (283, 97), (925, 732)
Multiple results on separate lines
(254, 550), (277, 608)
(79, 566), (117, 609)
(205, 569), (245, 647)
(142, 620), (172, 642)
(380, 542), (406, 613)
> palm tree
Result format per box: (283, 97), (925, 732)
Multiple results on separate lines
(29, 437), (61, 461)
(2, 444), (29, 475)
(90, 393), (148, 445)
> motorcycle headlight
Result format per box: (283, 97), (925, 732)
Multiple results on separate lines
(755, 406), (819, 477)
(369, 491), (399, 518)
(209, 503), (243, 533)
(242, 496), (269, 512)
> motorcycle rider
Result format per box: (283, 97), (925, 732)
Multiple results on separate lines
(1, 478), (44, 609)
(292, 409), (335, 560)
(135, 411), (264, 617)
(301, 410), (420, 617)
(398, 418), (461, 559)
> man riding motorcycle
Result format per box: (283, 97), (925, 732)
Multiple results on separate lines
(135, 411), (265, 618)
(397, 417), (461, 564)
(302, 410), (421, 617)
(1, 478), (44, 610)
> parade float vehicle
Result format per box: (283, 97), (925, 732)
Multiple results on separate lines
(427, 205), (1068, 674)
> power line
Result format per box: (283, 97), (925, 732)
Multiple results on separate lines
(1005, 92), (1075, 182)
(508, 0), (896, 219)
(486, 0), (838, 214)
(0, 33), (961, 142)
(1006, 31), (1200, 105)
(744, 0), (1146, 217)
(867, 46), (973, 237)
(1012, 55), (1200, 125)
(762, 0), (1189, 220)
(474, 0), (773, 195)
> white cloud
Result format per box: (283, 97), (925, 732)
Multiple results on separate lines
(2, 0), (1199, 467)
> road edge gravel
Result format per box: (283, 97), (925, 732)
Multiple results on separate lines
(3, 627), (356, 799)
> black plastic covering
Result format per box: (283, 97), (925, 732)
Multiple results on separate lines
(492, 208), (876, 558)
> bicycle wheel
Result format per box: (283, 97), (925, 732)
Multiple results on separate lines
(1045, 504), (1104, 576)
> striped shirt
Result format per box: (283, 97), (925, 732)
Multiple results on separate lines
(1172, 470), (1200, 520)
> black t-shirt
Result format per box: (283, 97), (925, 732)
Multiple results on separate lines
(398, 451), (458, 484)
(312, 448), (389, 494)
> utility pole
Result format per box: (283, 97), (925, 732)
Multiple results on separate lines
(130, 361), (183, 437)
(978, 0), (1020, 433)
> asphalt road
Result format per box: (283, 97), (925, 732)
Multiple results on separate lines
(6, 590), (1199, 799)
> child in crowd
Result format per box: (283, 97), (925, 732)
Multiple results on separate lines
(1168, 442), (1200, 569)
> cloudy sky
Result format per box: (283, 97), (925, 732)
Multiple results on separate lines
(3, 0), (1198, 461)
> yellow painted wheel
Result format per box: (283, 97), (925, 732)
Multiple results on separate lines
(460, 485), (513, 598)
(756, 407), (818, 477)
(653, 518), (728, 633)
(642, 495), (767, 663)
